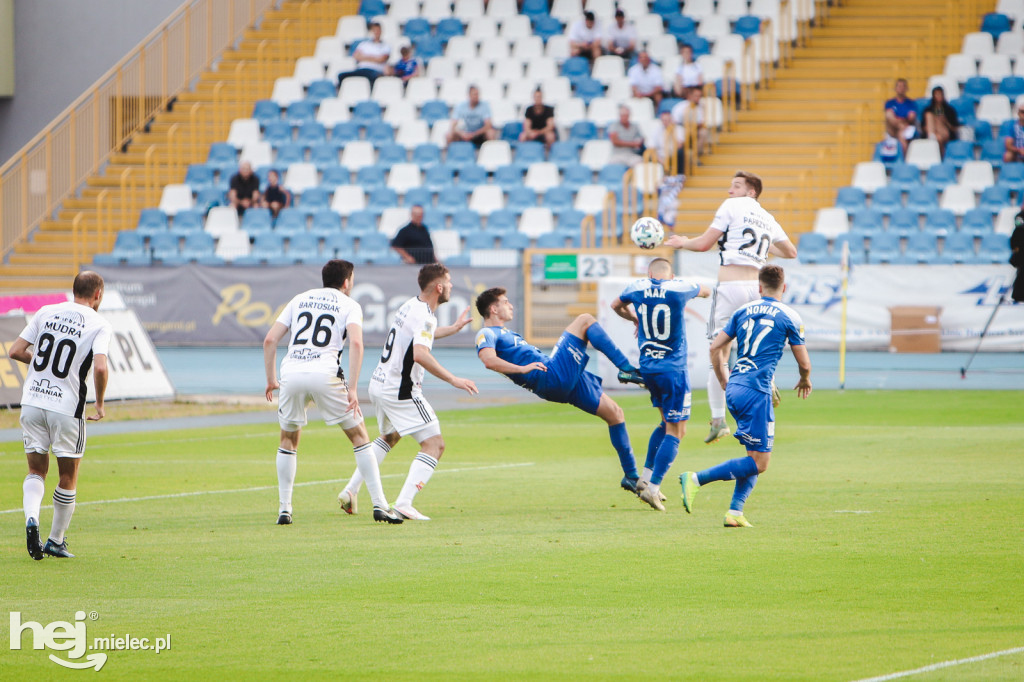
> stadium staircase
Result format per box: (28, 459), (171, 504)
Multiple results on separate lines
(673, 0), (990, 237)
(0, 1), (351, 292)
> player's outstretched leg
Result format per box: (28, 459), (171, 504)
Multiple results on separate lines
(569, 315), (641, 383)
(640, 430), (681, 511)
(339, 437), (392, 515)
(705, 361), (731, 443)
(596, 396), (640, 494)
(724, 473), (757, 527)
(276, 446), (297, 524)
(394, 442), (442, 521)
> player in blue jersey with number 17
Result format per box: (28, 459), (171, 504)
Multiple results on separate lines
(475, 287), (647, 495)
(680, 265), (811, 527)
(611, 257), (710, 511)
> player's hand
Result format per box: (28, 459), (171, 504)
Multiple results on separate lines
(521, 362), (547, 374)
(265, 380), (280, 402)
(454, 306), (472, 331)
(451, 377), (479, 395)
(347, 393), (362, 417)
(663, 234), (687, 249)
(718, 378), (728, 391)
(87, 405), (105, 421)
(794, 377), (812, 399)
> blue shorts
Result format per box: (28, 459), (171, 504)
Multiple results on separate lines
(725, 384), (774, 453)
(641, 370), (691, 423)
(535, 331), (603, 415)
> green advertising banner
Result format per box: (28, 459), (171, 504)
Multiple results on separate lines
(544, 254), (578, 280)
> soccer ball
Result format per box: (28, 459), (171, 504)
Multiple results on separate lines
(630, 217), (664, 250)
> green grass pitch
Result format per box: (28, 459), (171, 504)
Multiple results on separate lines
(1, 390), (1022, 681)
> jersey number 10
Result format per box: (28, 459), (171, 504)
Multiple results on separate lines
(637, 303), (671, 341)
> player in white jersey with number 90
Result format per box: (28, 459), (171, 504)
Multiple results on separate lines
(664, 171), (798, 444)
(264, 259), (403, 525)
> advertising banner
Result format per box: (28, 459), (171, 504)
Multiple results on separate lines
(0, 316), (29, 407)
(93, 265), (522, 347)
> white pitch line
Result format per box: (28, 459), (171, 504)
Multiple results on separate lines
(850, 646), (1024, 682)
(0, 462), (534, 515)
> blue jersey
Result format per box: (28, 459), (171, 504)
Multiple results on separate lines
(475, 326), (549, 392)
(618, 277), (702, 374)
(724, 296), (804, 394)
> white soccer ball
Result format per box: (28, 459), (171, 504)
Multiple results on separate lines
(630, 217), (664, 250)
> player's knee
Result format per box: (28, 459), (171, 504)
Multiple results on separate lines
(751, 452), (770, 473)
(576, 313), (596, 328)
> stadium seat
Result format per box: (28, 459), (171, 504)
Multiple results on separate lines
(438, 187), (470, 215)
(924, 162), (959, 191)
(204, 206), (241, 238)
(960, 208), (994, 236)
(518, 207), (554, 238)
(306, 80), (337, 107)
(960, 161), (996, 192)
(597, 163), (629, 188)
(867, 232), (902, 264)
(906, 139), (942, 168)
(136, 209), (169, 236)
(357, 233), (397, 264)
(980, 138), (1006, 169)
(274, 208), (307, 236)
(470, 186), (506, 216)
(977, 94), (1012, 125)
(943, 140), (976, 169)
(981, 12), (1013, 40)
(436, 17), (465, 41)
(94, 231), (150, 266)
(524, 163), (561, 193)
(797, 232), (831, 264)
(181, 232), (219, 263)
(532, 15), (564, 43)
(159, 184), (194, 217)
(274, 143), (305, 167)
(252, 100), (281, 128)
(365, 121), (395, 147)
(941, 231), (979, 263)
(978, 232), (1011, 262)
(506, 186), (537, 214)
(872, 137), (904, 169)
(485, 209), (518, 234)
(906, 186), (939, 214)
(309, 210), (342, 237)
(320, 166), (352, 192)
(345, 210), (378, 235)
(561, 164), (593, 192)
(904, 233), (940, 263)
(284, 162), (318, 194)
(150, 232), (184, 265)
(238, 232), (289, 266)
(998, 75), (1024, 99)
(924, 208), (958, 235)
(835, 187), (867, 217)
(733, 16), (761, 40)
(979, 184), (1012, 213)
(463, 231), (498, 250)
(450, 209), (482, 234)
(512, 141), (545, 172)
(812, 207), (850, 238)
(325, 232), (357, 258)
(851, 162), (888, 194)
(574, 184), (610, 214)
(543, 187), (574, 215)
(477, 140), (512, 172)
(330, 185), (367, 217)
(888, 208), (919, 237)
(457, 164), (487, 187)
(888, 163), (922, 193)
(939, 185), (977, 216)
(963, 76), (994, 101)
(446, 142), (477, 170)
(851, 208), (884, 236)
(271, 77), (304, 107)
(423, 164), (455, 192)
(997, 161), (1024, 195)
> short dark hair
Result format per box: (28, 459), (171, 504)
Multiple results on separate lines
(476, 287), (506, 318)
(615, 8), (625, 17)
(735, 170), (763, 198)
(584, 10), (595, 21)
(418, 263), (449, 291)
(322, 259), (354, 289)
(73, 271), (104, 299)
(759, 264), (785, 291)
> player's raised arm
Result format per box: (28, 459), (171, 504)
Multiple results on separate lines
(263, 321), (289, 401)
(664, 225), (722, 252)
(790, 344), (812, 398)
(436, 305), (472, 338)
(477, 346), (546, 375)
(709, 330), (733, 390)
(769, 239), (798, 259)
(412, 344), (479, 395)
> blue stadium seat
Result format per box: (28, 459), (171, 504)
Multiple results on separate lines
(556, 209), (586, 233)
(195, 188), (225, 212)
(923, 208), (957, 236)
(979, 232), (1011, 262)
(501, 232), (532, 250)
(346, 210), (377, 235)
(331, 121), (361, 143)
(151, 232), (183, 264)
(404, 187), (433, 209)
(443, 253), (471, 266)
(866, 232), (902, 264)
(963, 76), (993, 102)
(437, 187), (469, 215)
(872, 137), (904, 169)
(299, 188), (331, 212)
(242, 208), (273, 235)
(973, 120), (993, 142)
(377, 143), (407, 165)
(446, 142), (477, 169)
(999, 76), (1024, 100)
(412, 143), (442, 167)
(287, 233), (321, 262)
(274, 143), (306, 165)
(943, 140), (975, 169)
(170, 209), (204, 235)
(358, 0), (385, 19)
(961, 207), (994, 236)
(486, 209), (518, 234)
(851, 208), (884, 236)
(506, 186), (538, 214)
(979, 185), (1011, 213)
(296, 122), (327, 147)
(358, 232), (399, 264)
(311, 143), (342, 170)
(325, 232), (357, 258)
(513, 141), (545, 171)
(464, 232), (498, 250)
(834, 234), (867, 264)
(888, 208), (919, 237)
(543, 187), (574, 215)
(458, 164), (488, 186)
(306, 80), (336, 105)
(96, 231), (150, 266)
(424, 163), (455, 191)
(835, 186), (867, 217)
(666, 15), (697, 40)
(980, 138), (1005, 168)
(887, 164), (921, 193)
(356, 165), (387, 190)
(597, 163), (629, 187)
(905, 233), (940, 263)
(797, 232), (831, 264)
(252, 100), (281, 128)
(569, 121), (598, 143)
(207, 143), (238, 174)
(185, 164), (215, 191)
(521, 0), (550, 18)
(136, 209), (169, 236)
(275, 208), (307, 236)
(998, 118), (1015, 140)
(997, 162), (1024, 195)
(981, 12), (1012, 40)
(414, 36), (445, 61)
(243, 232), (290, 266)
(501, 122), (524, 143)
(942, 231), (978, 263)
(403, 18), (431, 42)
(422, 207), (445, 229)
(286, 101), (317, 127)
(562, 164), (592, 192)
(421, 100), (450, 126)
(181, 232), (218, 262)
(367, 188), (399, 213)
(450, 209), (482, 234)
(321, 165), (351, 191)
(549, 141), (580, 169)
(574, 77), (605, 105)
(561, 56), (591, 84)
(651, 0), (681, 19)
(907, 186), (939, 213)
(950, 97), (977, 126)
(682, 34), (711, 58)
(924, 162), (958, 191)
(263, 121), (293, 146)
(733, 16), (761, 39)
(532, 15), (564, 43)
(535, 232), (570, 248)
(366, 121), (395, 146)
(493, 165), (523, 191)
(352, 101), (383, 126)
(436, 17), (464, 42)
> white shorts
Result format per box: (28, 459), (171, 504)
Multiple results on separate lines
(368, 382), (441, 442)
(707, 280), (760, 340)
(21, 405), (86, 458)
(278, 372), (363, 431)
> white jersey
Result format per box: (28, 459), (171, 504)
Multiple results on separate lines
(370, 296), (436, 401)
(276, 288), (363, 380)
(709, 196), (790, 269)
(19, 302), (112, 418)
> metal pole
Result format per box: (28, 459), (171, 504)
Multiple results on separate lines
(960, 292), (1007, 379)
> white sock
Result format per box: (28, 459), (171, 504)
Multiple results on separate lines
(50, 487), (76, 544)
(641, 468), (653, 483)
(343, 437), (390, 497)
(395, 452), (438, 508)
(23, 474), (45, 523)
(276, 448), (297, 514)
(354, 442), (388, 509)
(727, 509), (743, 516)
(691, 472), (700, 487)
(707, 364), (728, 420)
(648, 482), (661, 496)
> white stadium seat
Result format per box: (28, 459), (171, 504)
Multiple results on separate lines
(851, 162), (889, 194)
(812, 207), (850, 238)
(159, 184), (194, 217)
(271, 77), (304, 107)
(284, 163), (319, 194)
(976, 94), (1012, 125)
(386, 163), (423, 194)
(330, 185), (367, 216)
(379, 207), (411, 238)
(227, 119), (261, 150)
(469, 185), (505, 215)
(340, 141), (376, 170)
(940, 184), (977, 216)
(214, 230), (251, 261)
(204, 206), (240, 238)
(524, 163), (561, 193)
(316, 98), (351, 126)
(240, 142), (272, 168)
(293, 57), (326, 86)
(518, 207), (555, 238)
(477, 140), (512, 171)
(574, 184), (610, 214)
(906, 139), (942, 168)
(580, 140), (613, 169)
(958, 161), (995, 192)
(962, 32), (995, 59)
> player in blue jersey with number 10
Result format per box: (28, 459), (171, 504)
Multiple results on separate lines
(611, 258), (710, 511)
(680, 265), (811, 527)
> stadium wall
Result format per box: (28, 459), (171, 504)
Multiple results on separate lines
(0, 0), (185, 164)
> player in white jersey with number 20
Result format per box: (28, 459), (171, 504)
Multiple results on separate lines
(664, 171), (797, 444)
(264, 259), (403, 525)
(10, 271), (112, 560)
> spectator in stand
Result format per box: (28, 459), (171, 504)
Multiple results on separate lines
(1004, 107), (1024, 163)
(392, 45), (421, 85)
(337, 21), (390, 87)
(228, 161), (261, 216)
(646, 111), (685, 173)
(261, 169), (291, 219)
(608, 105), (645, 167)
(672, 44), (703, 97)
(627, 50), (664, 110)
(884, 78), (918, 154)
(446, 85), (498, 146)
(671, 86), (709, 159)
(604, 9), (637, 60)
(922, 86), (959, 159)
(520, 87), (557, 150)
(568, 11), (603, 62)
(391, 205), (438, 265)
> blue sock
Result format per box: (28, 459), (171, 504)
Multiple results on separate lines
(730, 474), (758, 512)
(609, 422), (638, 479)
(697, 456), (758, 485)
(645, 422), (666, 470)
(586, 322), (633, 371)
(650, 435), (679, 485)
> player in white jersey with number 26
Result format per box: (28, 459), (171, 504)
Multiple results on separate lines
(664, 171), (797, 444)
(340, 263), (477, 522)
(10, 271), (112, 560)
(264, 259), (403, 525)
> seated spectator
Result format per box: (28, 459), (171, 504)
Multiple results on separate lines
(627, 51), (664, 110)
(672, 44), (703, 97)
(922, 86), (959, 158)
(884, 77), (917, 154)
(392, 45), (421, 84)
(337, 21), (390, 87)
(446, 85), (498, 146)
(671, 86), (709, 159)
(391, 204), (438, 264)
(646, 111), (685, 172)
(261, 169), (291, 219)
(604, 9), (637, 60)
(1005, 107), (1024, 163)
(519, 88), (556, 149)
(228, 161), (261, 216)
(607, 105), (644, 167)
(568, 11), (603, 62)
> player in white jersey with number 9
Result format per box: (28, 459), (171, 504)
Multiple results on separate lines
(10, 271), (112, 560)
(264, 259), (403, 525)
(664, 171), (797, 444)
